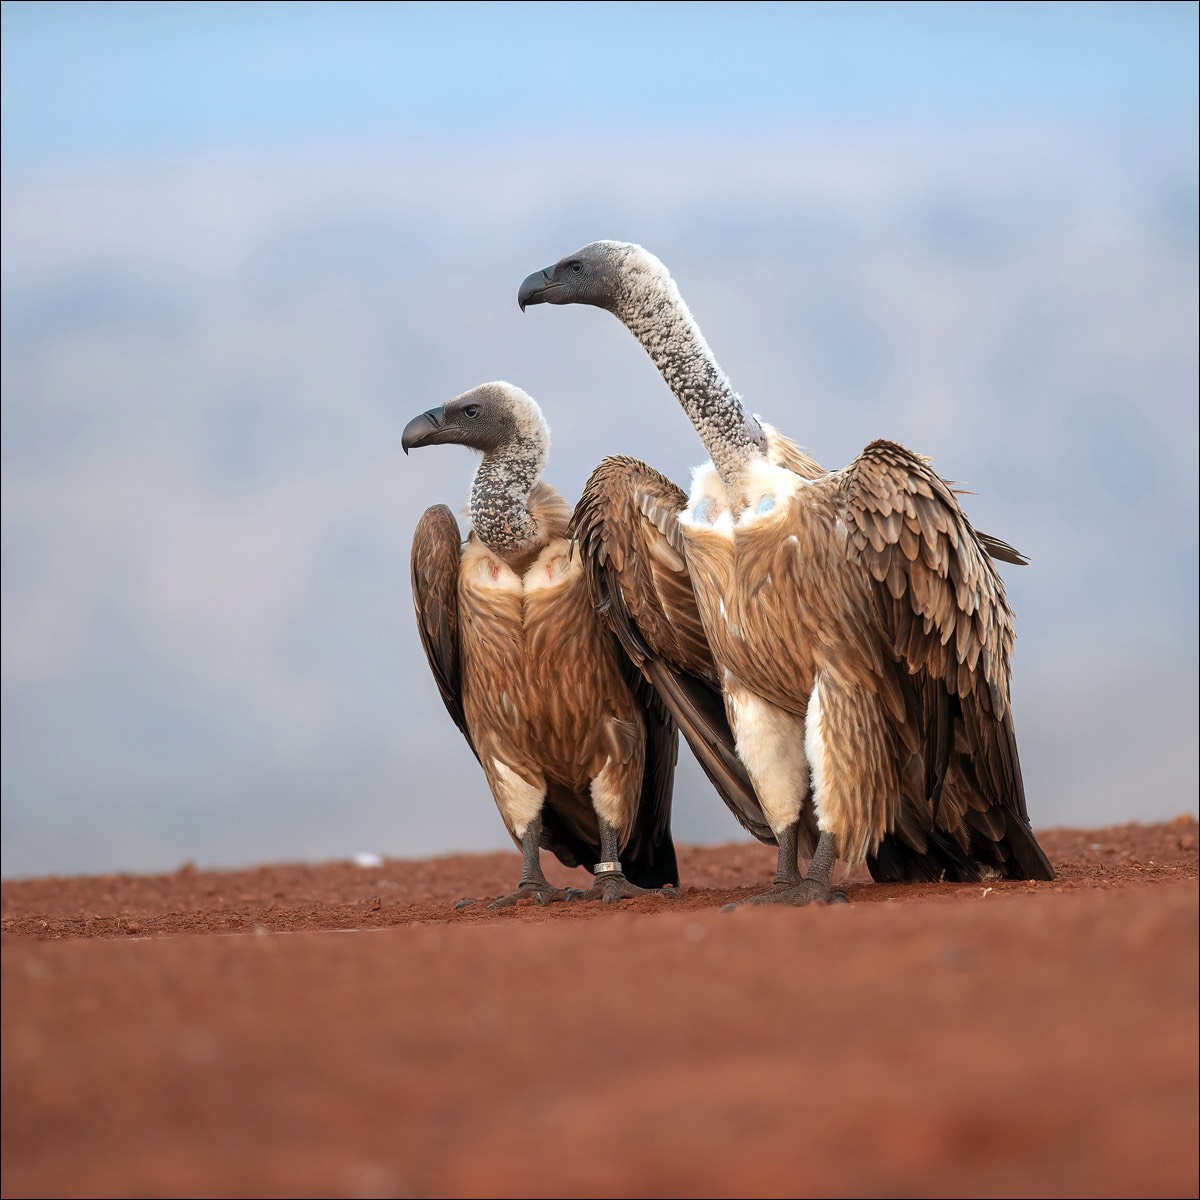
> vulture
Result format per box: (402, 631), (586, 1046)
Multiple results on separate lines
(518, 242), (1054, 904)
(403, 380), (679, 907)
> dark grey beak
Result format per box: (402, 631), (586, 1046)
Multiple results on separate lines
(401, 407), (445, 455)
(518, 266), (556, 311)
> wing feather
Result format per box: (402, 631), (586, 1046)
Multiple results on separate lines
(614, 651), (681, 888)
(410, 504), (477, 761)
(572, 457), (777, 844)
(838, 441), (1053, 880)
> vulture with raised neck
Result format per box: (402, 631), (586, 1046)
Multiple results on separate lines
(403, 381), (680, 907)
(519, 243), (1054, 903)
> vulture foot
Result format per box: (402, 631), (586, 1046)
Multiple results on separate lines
(486, 881), (576, 909)
(575, 873), (678, 905)
(746, 878), (848, 907)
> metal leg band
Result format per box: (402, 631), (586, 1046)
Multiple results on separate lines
(594, 860), (623, 875)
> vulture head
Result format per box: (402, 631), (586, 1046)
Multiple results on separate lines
(518, 241), (671, 315)
(402, 381), (548, 459)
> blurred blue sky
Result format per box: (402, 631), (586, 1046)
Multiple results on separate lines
(2, 1), (1197, 877)
(3, 1), (1197, 166)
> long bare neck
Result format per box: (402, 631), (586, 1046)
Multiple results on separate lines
(616, 272), (767, 504)
(469, 433), (547, 561)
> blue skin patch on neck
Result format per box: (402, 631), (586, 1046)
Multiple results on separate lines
(756, 493), (776, 515)
(694, 496), (717, 524)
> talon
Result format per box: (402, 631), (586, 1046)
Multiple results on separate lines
(535, 891), (548, 905)
(719, 902), (740, 914)
(746, 878), (847, 907)
(453, 898), (475, 911)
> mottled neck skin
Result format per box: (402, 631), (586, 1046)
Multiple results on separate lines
(469, 432), (547, 562)
(615, 269), (767, 507)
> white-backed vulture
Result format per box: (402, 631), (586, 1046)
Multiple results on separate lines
(403, 380), (679, 907)
(518, 243), (1054, 903)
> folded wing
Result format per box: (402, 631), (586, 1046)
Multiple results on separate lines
(838, 440), (1054, 881)
(410, 504), (477, 761)
(572, 457), (785, 846)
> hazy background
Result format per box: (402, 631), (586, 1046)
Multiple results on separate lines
(2, 1), (1196, 878)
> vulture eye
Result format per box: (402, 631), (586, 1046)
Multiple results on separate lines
(570, 261), (583, 274)
(463, 404), (481, 418)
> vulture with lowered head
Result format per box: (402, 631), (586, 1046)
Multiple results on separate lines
(519, 242), (1054, 904)
(403, 380), (680, 907)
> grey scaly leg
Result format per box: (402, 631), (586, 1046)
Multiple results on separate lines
(722, 826), (848, 910)
(453, 816), (574, 910)
(572, 817), (677, 905)
(771, 820), (803, 887)
(747, 829), (848, 906)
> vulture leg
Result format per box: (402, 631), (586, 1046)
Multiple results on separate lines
(573, 818), (678, 905)
(771, 820), (804, 887)
(746, 830), (848, 906)
(479, 816), (576, 910)
(720, 821), (804, 914)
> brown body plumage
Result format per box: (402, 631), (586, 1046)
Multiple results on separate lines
(406, 382), (678, 905)
(525, 242), (1053, 892)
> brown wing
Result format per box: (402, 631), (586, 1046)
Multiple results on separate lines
(617, 659), (681, 888)
(410, 504), (477, 762)
(765, 424), (1028, 566)
(572, 457), (777, 844)
(976, 531), (1028, 566)
(838, 440), (1053, 880)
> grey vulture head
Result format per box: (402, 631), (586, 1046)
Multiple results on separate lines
(401, 380), (548, 458)
(517, 241), (671, 314)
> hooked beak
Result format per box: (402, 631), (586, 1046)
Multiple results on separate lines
(518, 266), (557, 311)
(401, 407), (446, 455)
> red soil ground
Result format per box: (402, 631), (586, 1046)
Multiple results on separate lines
(3, 817), (1197, 1198)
